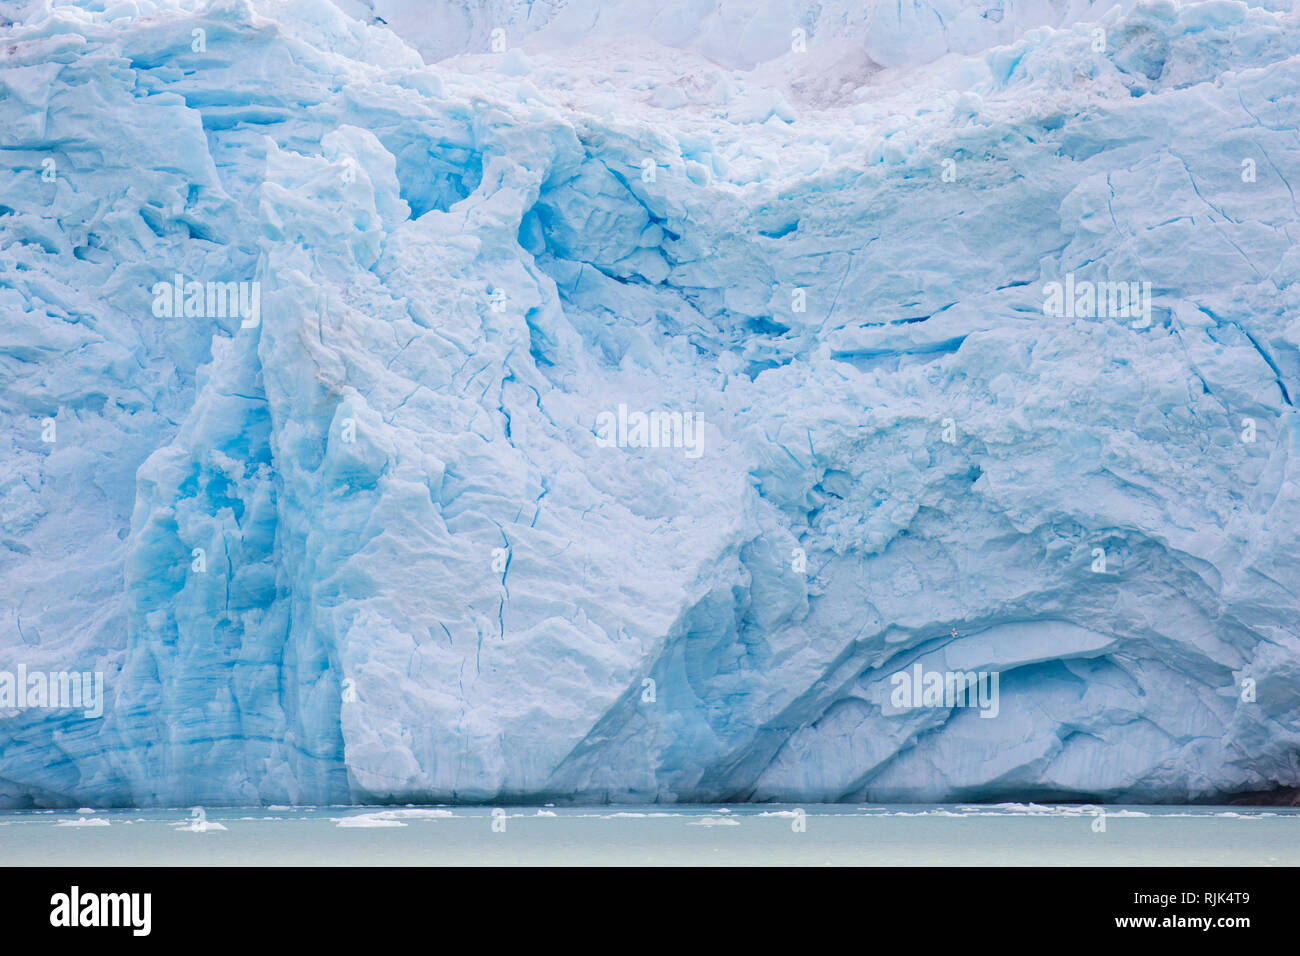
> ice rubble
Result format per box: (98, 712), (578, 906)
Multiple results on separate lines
(0, 0), (1298, 806)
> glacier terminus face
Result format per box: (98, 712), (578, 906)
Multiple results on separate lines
(0, 0), (1298, 809)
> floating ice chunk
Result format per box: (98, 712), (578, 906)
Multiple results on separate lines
(172, 819), (228, 832)
(173, 809), (227, 832)
(334, 814), (407, 828)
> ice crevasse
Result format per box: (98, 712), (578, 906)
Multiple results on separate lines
(0, 0), (1298, 806)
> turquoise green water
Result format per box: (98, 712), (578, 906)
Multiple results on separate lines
(1, 804), (1296, 865)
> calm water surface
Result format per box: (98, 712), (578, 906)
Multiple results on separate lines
(1, 804), (1296, 865)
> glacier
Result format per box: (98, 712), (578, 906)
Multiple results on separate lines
(0, 0), (1298, 807)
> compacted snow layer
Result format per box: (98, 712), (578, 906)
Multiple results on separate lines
(0, 0), (1298, 805)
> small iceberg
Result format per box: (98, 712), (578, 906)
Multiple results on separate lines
(334, 814), (406, 828)
(173, 808), (227, 832)
(331, 808), (453, 827)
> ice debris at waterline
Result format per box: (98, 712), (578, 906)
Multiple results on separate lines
(1, 0), (1299, 808)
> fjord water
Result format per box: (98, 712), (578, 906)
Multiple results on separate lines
(2, 806), (1296, 866)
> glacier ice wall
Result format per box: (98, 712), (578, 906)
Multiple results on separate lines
(0, 0), (1298, 806)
